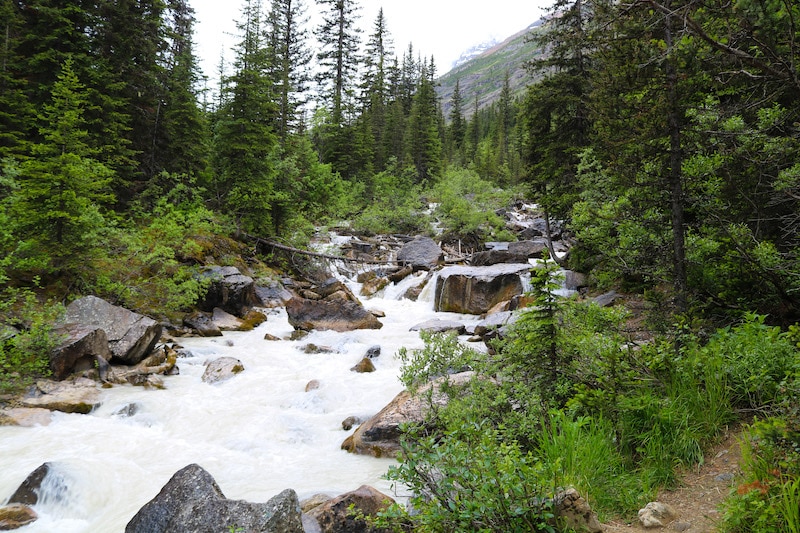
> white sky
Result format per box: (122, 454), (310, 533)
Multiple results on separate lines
(191, 0), (553, 81)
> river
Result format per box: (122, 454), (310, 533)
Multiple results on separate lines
(0, 271), (486, 532)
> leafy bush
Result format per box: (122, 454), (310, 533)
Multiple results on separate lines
(0, 288), (64, 394)
(430, 168), (517, 244)
(350, 167), (431, 235)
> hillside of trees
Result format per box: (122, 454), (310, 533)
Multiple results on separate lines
(1, 0), (799, 530)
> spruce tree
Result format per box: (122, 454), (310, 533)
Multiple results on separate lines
(447, 78), (466, 164)
(211, 0), (280, 234)
(405, 57), (442, 184)
(12, 57), (113, 277)
(315, 0), (361, 126)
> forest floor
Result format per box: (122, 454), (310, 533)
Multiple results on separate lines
(600, 424), (743, 532)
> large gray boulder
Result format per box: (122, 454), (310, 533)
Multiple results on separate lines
(396, 236), (443, 270)
(65, 296), (161, 365)
(125, 464), (303, 533)
(199, 266), (259, 317)
(286, 298), (382, 332)
(305, 485), (394, 533)
(434, 264), (531, 314)
(341, 372), (474, 458)
(49, 324), (113, 380)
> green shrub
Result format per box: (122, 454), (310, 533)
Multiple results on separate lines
(0, 289), (64, 394)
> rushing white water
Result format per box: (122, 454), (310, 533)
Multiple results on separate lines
(0, 272), (485, 532)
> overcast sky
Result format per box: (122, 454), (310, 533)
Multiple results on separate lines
(192, 0), (553, 81)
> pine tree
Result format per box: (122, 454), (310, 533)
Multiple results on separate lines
(267, 0), (313, 140)
(0, 0), (34, 158)
(315, 0), (361, 126)
(405, 57), (442, 183)
(211, 0), (279, 233)
(447, 78), (466, 164)
(360, 7), (394, 171)
(12, 57), (113, 276)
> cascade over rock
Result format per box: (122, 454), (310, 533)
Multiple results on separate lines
(125, 464), (303, 533)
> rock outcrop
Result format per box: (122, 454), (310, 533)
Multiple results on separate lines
(125, 464), (303, 533)
(20, 378), (101, 414)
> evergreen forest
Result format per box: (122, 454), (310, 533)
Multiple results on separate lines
(1, 0), (800, 530)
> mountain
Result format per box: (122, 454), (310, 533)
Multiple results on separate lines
(450, 38), (500, 69)
(436, 19), (546, 120)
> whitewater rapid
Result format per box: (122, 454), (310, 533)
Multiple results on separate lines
(0, 272), (485, 532)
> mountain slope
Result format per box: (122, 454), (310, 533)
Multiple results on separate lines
(436, 19), (546, 119)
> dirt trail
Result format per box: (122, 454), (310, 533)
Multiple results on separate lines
(601, 430), (742, 533)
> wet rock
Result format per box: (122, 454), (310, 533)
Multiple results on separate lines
(64, 296), (162, 365)
(211, 308), (244, 331)
(20, 378), (101, 414)
(0, 503), (38, 530)
(49, 324), (113, 381)
(409, 319), (466, 335)
(264, 333), (281, 341)
(388, 265), (413, 283)
(182, 311), (222, 337)
(7, 463), (52, 505)
(473, 311), (518, 338)
(305, 485), (394, 533)
(342, 372), (474, 457)
(305, 380), (321, 392)
(360, 276), (389, 297)
(0, 408), (52, 427)
(198, 266), (259, 318)
(301, 344), (335, 354)
(255, 281), (294, 308)
(286, 298), (383, 332)
(638, 501), (678, 528)
(112, 403), (141, 417)
(397, 236), (443, 270)
(351, 358), (376, 373)
(201, 357), (244, 384)
(125, 464), (303, 533)
(109, 346), (178, 386)
(434, 264), (531, 314)
(341, 416), (362, 431)
(365, 346), (381, 359)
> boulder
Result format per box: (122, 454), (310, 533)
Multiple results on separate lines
(20, 378), (101, 414)
(360, 276), (389, 297)
(593, 290), (620, 307)
(396, 236), (443, 270)
(125, 464), (303, 533)
(64, 296), (161, 365)
(211, 308), (244, 331)
(255, 281), (294, 308)
(350, 358), (376, 373)
(49, 324), (113, 381)
(434, 264), (531, 314)
(201, 357), (244, 384)
(286, 298), (383, 332)
(508, 239), (548, 258)
(0, 504), (38, 530)
(0, 408), (52, 427)
(473, 311), (518, 338)
(110, 347), (178, 386)
(305, 485), (394, 533)
(198, 266), (259, 317)
(7, 463), (53, 505)
(365, 346), (381, 359)
(469, 249), (530, 266)
(341, 416), (362, 431)
(342, 372), (474, 457)
(563, 270), (588, 291)
(409, 319), (466, 335)
(182, 311), (222, 337)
